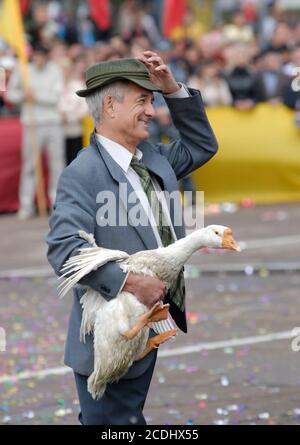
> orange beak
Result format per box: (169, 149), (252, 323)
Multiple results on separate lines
(221, 228), (241, 252)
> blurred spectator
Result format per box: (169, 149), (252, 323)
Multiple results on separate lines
(294, 21), (300, 45)
(283, 45), (300, 77)
(189, 60), (232, 107)
(198, 26), (226, 61)
(109, 36), (129, 59)
(58, 11), (80, 45)
(148, 92), (179, 144)
(256, 50), (290, 104)
(6, 45), (64, 219)
(183, 44), (202, 77)
(117, 0), (160, 43)
(224, 44), (259, 109)
(260, 2), (282, 48)
(26, 2), (58, 46)
(79, 19), (97, 48)
(266, 22), (292, 60)
(283, 81), (300, 128)
(58, 58), (88, 165)
(170, 9), (206, 44)
(130, 36), (152, 58)
(49, 41), (68, 64)
(223, 11), (255, 44)
(0, 55), (17, 116)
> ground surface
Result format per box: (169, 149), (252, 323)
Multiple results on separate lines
(0, 203), (300, 425)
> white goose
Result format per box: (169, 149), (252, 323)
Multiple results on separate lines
(58, 225), (240, 399)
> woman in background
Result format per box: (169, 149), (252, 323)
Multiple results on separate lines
(189, 60), (232, 107)
(59, 57), (88, 165)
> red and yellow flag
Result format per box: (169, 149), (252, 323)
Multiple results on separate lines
(162, 0), (187, 37)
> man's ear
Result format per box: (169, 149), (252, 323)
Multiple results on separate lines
(103, 95), (115, 118)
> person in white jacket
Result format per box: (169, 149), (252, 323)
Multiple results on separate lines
(58, 58), (88, 165)
(6, 44), (65, 219)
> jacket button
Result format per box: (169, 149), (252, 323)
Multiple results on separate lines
(100, 285), (110, 293)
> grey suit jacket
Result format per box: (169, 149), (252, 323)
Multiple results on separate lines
(46, 88), (218, 376)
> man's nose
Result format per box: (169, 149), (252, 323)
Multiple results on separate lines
(145, 102), (155, 117)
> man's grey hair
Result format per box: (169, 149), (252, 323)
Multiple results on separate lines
(85, 80), (129, 126)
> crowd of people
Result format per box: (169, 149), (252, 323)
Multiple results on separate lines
(0, 0), (300, 217)
(1, 1), (300, 124)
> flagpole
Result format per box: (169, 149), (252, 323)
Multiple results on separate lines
(20, 62), (48, 217)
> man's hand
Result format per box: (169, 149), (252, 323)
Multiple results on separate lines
(24, 87), (34, 102)
(235, 99), (255, 110)
(138, 50), (180, 95)
(122, 272), (166, 308)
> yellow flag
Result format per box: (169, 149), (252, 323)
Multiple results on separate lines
(0, 0), (28, 65)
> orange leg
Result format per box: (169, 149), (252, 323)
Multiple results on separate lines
(148, 303), (170, 322)
(135, 329), (177, 361)
(123, 303), (170, 340)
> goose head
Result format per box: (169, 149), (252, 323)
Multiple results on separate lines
(160, 225), (240, 269)
(197, 225), (241, 251)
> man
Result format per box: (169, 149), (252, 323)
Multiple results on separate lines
(6, 44), (64, 219)
(47, 51), (218, 425)
(256, 51), (290, 104)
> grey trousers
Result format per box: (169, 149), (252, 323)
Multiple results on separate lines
(74, 349), (157, 425)
(19, 123), (65, 212)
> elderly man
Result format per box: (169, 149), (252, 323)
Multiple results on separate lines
(47, 51), (218, 425)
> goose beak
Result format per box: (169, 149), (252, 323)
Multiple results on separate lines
(221, 228), (241, 252)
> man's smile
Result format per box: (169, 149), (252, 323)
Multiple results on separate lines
(138, 119), (151, 126)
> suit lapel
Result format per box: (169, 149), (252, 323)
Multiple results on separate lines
(91, 133), (159, 250)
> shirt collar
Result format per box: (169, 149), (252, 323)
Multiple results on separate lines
(96, 133), (143, 173)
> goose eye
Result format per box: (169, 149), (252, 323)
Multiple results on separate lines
(215, 231), (219, 235)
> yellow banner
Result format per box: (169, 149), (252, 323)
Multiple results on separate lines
(197, 104), (300, 203)
(82, 104), (300, 204)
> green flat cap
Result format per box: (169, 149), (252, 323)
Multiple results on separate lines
(76, 58), (162, 97)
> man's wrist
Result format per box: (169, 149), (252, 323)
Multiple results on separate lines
(162, 83), (181, 95)
(163, 83), (190, 98)
(122, 271), (138, 293)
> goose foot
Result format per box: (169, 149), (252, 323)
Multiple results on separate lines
(147, 303), (170, 322)
(134, 329), (177, 361)
(123, 302), (170, 340)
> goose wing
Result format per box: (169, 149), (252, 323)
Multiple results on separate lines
(58, 232), (129, 297)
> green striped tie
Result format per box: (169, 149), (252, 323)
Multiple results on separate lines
(130, 157), (185, 312)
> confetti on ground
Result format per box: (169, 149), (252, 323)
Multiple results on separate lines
(1, 205), (300, 424)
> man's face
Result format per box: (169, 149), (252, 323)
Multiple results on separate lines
(264, 53), (281, 71)
(32, 51), (48, 69)
(111, 83), (155, 146)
